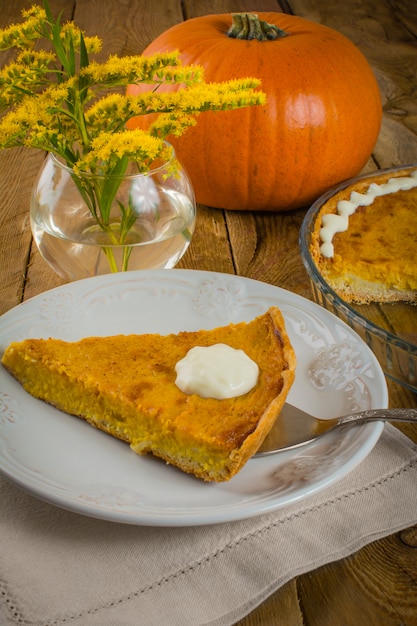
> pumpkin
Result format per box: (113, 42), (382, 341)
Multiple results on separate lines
(128, 13), (382, 211)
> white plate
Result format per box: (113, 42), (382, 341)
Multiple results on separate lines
(0, 269), (387, 526)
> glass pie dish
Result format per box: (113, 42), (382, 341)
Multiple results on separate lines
(299, 164), (417, 392)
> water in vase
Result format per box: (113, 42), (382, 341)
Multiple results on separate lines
(31, 189), (196, 281)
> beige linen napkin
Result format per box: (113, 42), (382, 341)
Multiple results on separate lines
(1, 423), (417, 626)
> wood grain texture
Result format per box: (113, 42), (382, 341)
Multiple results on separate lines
(234, 579), (305, 625)
(394, 0), (417, 38)
(0, 2), (416, 625)
(0, 148), (37, 315)
(177, 204), (236, 274)
(184, 0), (284, 18)
(225, 209), (311, 297)
(296, 534), (417, 626)
(74, 0), (185, 55)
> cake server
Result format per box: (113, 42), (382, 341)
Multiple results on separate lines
(255, 404), (417, 456)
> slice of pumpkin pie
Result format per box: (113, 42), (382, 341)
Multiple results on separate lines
(1, 307), (295, 482)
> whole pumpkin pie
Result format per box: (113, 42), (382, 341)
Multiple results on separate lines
(309, 166), (417, 304)
(1, 307), (296, 482)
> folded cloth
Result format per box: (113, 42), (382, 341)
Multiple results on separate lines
(1, 424), (416, 626)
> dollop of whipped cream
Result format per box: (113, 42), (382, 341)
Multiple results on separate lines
(175, 343), (259, 399)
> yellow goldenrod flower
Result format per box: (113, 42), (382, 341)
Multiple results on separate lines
(60, 22), (102, 55)
(0, 6), (46, 50)
(81, 52), (203, 87)
(73, 129), (164, 177)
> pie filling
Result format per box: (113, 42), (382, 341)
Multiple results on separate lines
(311, 168), (417, 304)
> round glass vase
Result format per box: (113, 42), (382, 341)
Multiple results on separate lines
(30, 144), (196, 280)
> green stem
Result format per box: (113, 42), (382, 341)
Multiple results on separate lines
(73, 91), (90, 149)
(71, 172), (134, 272)
(102, 247), (119, 272)
(227, 13), (287, 41)
(122, 246), (133, 271)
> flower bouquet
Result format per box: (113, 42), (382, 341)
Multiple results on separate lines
(0, 2), (265, 276)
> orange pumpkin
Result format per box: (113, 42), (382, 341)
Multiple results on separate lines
(128, 13), (382, 211)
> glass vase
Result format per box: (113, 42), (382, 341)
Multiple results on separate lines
(30, 144), (196, 280)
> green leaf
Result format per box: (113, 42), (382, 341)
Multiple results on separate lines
(67, 36), (75, 77)
(43, 0), (54, 24)
(78, 33), (90, 99)
(118, 200), (137, 241)
(51, 22), (69, 75)
(98, 156), (129, 223)
(79, 32), (89, 70)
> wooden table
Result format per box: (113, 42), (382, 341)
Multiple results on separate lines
(1, 1), (416, 624)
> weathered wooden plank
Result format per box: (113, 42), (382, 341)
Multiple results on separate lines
(0, 148), (42, 314)
(297, 533), (417, 626)
(393, 0), (417, 37)
(234, 579), (305, 626)
(177, 204), (236, 274)
(224, 208), (312, 296)
(185, 0), (284, 17)
(74, 0), (184, 54)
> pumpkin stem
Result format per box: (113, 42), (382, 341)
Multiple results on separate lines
(227, 13), (287, 41)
